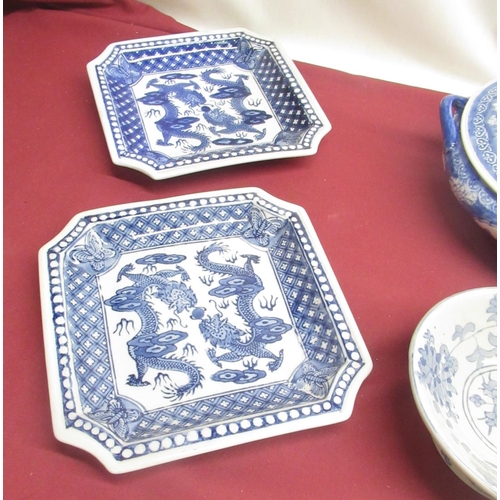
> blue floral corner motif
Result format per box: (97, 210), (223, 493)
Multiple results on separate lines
(243, 207), (286, 246)
(40, 190), (371, 471)
(88, 30), (331, 180)
(90, 397), (143, 440)
(69, 229), (118, 273)
(290, 359), (343, 399)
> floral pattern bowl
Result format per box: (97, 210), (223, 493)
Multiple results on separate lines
(440, 82), (497, 237)
(409, 288), (497, 499)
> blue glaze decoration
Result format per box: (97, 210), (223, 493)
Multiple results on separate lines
(88, 30), (331, 180)
(440, 82), (497, 237)
(465, 83), (497, 187)
(410, 289), (497, 499)
(39, 189), (372, 473)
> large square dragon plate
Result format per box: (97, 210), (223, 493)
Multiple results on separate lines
(87, 29), (331, 179)
(39, 188), (371, 473)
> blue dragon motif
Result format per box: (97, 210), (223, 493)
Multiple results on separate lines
(104, 258), (204, 401)
(200, 69), (272, 141)
(137, 77), (210, 154)
(195, 242), (292, 375)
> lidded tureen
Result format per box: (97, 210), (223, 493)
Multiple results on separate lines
(440, 82), (497, 237)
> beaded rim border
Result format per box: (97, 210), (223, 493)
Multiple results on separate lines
(40, 188), (372, 473)
(87, 29), (331, 180)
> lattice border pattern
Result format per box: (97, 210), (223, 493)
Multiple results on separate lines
(43, 193), (366, 462)
(92, 31), (325, 171)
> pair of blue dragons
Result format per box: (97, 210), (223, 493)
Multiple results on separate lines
(136, 68), (272, 154)
(104, 242), (290, 401)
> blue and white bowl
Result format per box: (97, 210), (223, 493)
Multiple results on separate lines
(440, 82), (497, 237)
(409, 288), (497, 499)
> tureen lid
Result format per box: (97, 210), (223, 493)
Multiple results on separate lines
(461, 81), (497, 193)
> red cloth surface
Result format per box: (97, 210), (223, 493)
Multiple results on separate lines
(4, 1), (496, 498)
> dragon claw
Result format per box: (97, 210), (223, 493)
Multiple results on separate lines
(207, 348), (222, 367)
(268, 350), (284, 372)
(127, 375), (150, 387)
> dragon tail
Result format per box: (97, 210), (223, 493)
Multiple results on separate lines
(151, 357), (204, 400)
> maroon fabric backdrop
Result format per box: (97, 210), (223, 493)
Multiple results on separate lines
(4, 1), (496, 498)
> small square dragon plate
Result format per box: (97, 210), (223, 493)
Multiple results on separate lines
(87, 29), (331, 179)
(39, 188), (371, 473)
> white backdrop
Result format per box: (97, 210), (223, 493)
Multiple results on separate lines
(139, 0), (497, 96)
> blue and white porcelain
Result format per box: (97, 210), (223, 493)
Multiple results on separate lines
(409, 288), (497, 499)
(87, 29), (331, 180)
(440, 81), (497, 237)
(39, 188), (372, 473)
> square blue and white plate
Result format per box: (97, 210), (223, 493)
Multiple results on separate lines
(87, 29), (331, 179)
(39, 188), (371, 473)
